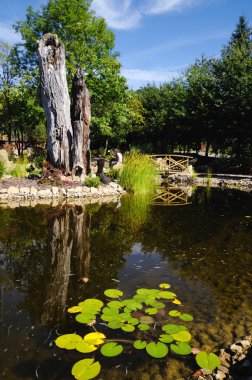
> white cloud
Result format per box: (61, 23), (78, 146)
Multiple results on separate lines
(141, 0), (200, 15)
(121, 68), (180, 89)
(91, 0), (205, 30)
(92, 0), (142, 30)
(0, 22), (21, 44)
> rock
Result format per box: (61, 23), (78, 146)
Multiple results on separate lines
(8, 186), (19, 195)
(90, 187), (98, 194)
(30, 186), (38, 196)
(0, 188), (8, 194)
(38, 189), (52, 197)
(20, 187), (30, 195)
(51, 186), (59, 195)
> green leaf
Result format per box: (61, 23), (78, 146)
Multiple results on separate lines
(80, 299), (104, 312)
(100, 314), (115, 322)
(107, 301), (123, 309)
(100, 342), (123, 357)
(152, 301), (166, 309)
(121, 324), (135, 332)
(102, 307), (119, 316)
(122, 299), (143, 311)
(171, 330), (192, 342)
(162, 324), (181, 334)
(75, 340), (97, 353)
(169, 310), (181, 317)
(136, 288), (150, 295)
(76, 313), (96, 324)
(158, 291), (176, 299)
(134, 340), (147, 349)
(196, 351), (221, 370)
(72, 358), (101, 380)
(139, 315), (154, 324)
(118, 313), (131, 321)
(55, 334), (82, 350)
(179, 313), (193, 321)
(145, 307), (158, 315)
(107, 320), (124, 329)
(146, 342), (169, 358)
(128, 317), (139, 325)
(138, 323), (150, 331)
(84, 332), (106, 345)
(159, 283), (171, 289)
(170, 342), (192, 355)
(104, 289), (123, 298)
(159, 334), (174, 343)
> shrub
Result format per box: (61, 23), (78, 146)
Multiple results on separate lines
(84, 174), (101, 188)
(106, 167), (120, 181)
(0, 160), (5, 178)
(119, 152), (157, 193)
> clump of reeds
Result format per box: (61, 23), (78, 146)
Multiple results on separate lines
(119, 152), (157, 194)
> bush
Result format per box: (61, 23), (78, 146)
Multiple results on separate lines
(84, 174), (101, 188)
(9, 156), (29, 178)
(106, 167), (120, 181)
(0, 160), (5, 178)
(119, 152), (157, 193)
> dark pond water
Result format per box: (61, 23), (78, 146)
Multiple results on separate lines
(0, 187), (252, 380)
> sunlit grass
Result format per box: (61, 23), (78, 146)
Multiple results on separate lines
(119, 152), (157, 194)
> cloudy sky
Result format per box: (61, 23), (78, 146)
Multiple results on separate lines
(0, 0), (252, 88)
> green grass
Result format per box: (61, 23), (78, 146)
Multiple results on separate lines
(8, 156), (29, 178)
(119, 152), (157, 194)
(84, 174), (101, 188)
(0, 160), (5, 178)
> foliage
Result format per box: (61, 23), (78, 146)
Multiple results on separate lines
(84, 174), (101, 188)
(119, 152), (157, 193)
(56, 283), (220, 379)
(9, 156), (29, 178)
(0, 159), (5, 178)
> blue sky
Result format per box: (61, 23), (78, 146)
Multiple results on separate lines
(0, 0), (252, 88)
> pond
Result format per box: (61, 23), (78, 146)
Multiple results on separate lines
(0, 187), (252, 380)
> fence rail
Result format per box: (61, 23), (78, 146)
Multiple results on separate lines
(149, 154), (191, 174)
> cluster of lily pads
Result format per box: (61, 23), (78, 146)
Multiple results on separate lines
(55, 283), (220, 380)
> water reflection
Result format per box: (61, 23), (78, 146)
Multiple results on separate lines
(0, 188), (252, 379)
(151, 185), (193, 206)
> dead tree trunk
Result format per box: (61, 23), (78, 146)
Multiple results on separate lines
(71, 69), (91, 178)
(38, 33), (73, 174)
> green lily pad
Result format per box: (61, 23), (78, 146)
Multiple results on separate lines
(145, 307), (158, 315)
(72, 358), (101, 380)
(100, 342), (123, 357)
(158, 291), (176, 299)
(80, 298), (104, 312)
(159, 283), (171, 289)
(159, 334), (174, 343)
(76, 313), (96, 324)
(152, 301), (166, 309)
(196, 351), (221, 370)
(134, 340), (147, 349)
(171, 330), (192, 342)
(121, 324), (135, 332)
(169, 310), (181, 317)
(170, 342), (192, 355)
(128, 317), (139, 325)
(55, 333), (82, 350)
(136, 288), (150, 295)
(75, 340), (97, 353)
(102, 307), (119, 316)
(107, 320), (124, 329)
(122, 299), (143, 311)
(107, 301), (123, 309)
(146, 342), (169, 358)
(138, 323), (150, 331)
(179, 313), (193, 322)
(118, 312), (131, 321)
(162, 324), (181, 334)
(104, 289), (123, 298)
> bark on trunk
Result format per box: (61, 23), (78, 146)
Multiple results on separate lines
(38, 33), (73, 174)
(71, 69), (91, 178)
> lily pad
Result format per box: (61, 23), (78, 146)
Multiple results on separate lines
(134, 340), (147, 349)
(146, 342), (169, 358)
(169, 310), (181, 317)
(76, 313), (96, 324)
(102, 307), (119, 316)
(158, 291), (176, 299)
(159, 283), (171, 289)
(159, 334), (174, 343)
(171, 330), (192, 342)
(104, 289), (123, 298)
(162, 324), (181, 334)
(68, 306), (81, 313)
(196, 351), (221, 370)
(145, 307), (158, 315)
(170, 342), (192, 355)
(72, 358), (101, 380)
(107, 301), (123, 309)
(75, 340), (97, 353)
(152, 301), (166, 309)
(100, 342), (123, 357)
(84, 332), (106, 345)
(138, 323), (150, 331)
(179, 313), (193, 322)
(121, 324), (135, 332)
(107, 320), (124, 329)
(55, 333), (82, 350)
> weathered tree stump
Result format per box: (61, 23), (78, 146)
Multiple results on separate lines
(71, 69), (91, 178)
(38, 33), (73, 174)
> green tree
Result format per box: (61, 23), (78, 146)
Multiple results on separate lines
(14, 0), (128, 145)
